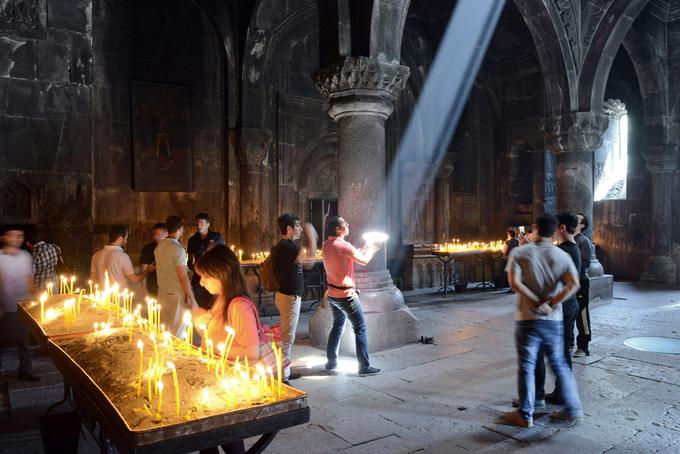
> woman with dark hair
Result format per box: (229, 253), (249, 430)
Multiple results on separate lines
(190, 245), (260, 454)
(190, 244), (260, 362)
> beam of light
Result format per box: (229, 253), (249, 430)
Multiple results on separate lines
(293, 354), (358, 374)
(377, 0), (506, 237)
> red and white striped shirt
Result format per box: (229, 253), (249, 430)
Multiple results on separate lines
(90, 245), (135, 289)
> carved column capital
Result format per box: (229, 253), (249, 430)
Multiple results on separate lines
(313, 56), (410, 120)
(542, 111), (608, 153)
(643, 145), (678, 173)
(238, 127), (272, 166)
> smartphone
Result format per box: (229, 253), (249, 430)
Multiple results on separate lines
(519, 226), (525, 234)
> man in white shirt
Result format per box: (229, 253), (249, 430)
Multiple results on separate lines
(90, 225), (154, 290)
(155, 216), (197, 336)
(0, 226), (40, 381)
(503, 214), (583, 428)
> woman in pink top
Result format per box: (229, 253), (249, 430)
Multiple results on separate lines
(190, 245), (260, 362)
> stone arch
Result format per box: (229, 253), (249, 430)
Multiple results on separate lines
(297, 132), (338, 198)
(191, 0), (238, 127)
(513, 0), (573, 116)
(241, 0), (320, 134)
(582, 0), (650, 113)
(619, 24), (669, 146)
(0, 178), (33, 222)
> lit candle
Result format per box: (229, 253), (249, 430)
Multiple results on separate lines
(156, 381), (164, 417)
(273, 341), (282, 397)
(150, 332), (158, 366)
(224, 326), (235, 362)
(40, 292), (47, 323)
(245, 356), (251, 406)
(137, 340), (144, 397)
(206, 339), (214, 372)
(167, 362), (180, 416)
(216, 343), (225, 378)
(77, 289), (85, 314)
(70, 275), (75, 294)
(47, 282), (54, 296)
(183, 311), (193, 351)
(238, 249), (243, 261)
(147, 360), (154, 401)
(88, 280), (93, 295)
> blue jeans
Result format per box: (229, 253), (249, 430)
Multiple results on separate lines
(326, 294), (370, 370)
(536, 298), (579, 397)
(516, 320), (582, 421)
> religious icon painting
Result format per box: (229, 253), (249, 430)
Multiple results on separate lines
(130, 80), (193, 192)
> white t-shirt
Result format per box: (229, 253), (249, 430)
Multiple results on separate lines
(505, 239), (578, 322)
(0, 250), (34, 313)
(90, 245), (135, 289)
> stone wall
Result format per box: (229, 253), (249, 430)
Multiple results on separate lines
(0, 0), (227, 274)
(91, 0), (226, 259)
(0, 0), (94, 272)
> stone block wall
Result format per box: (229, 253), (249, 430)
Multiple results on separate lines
(0, 0), (94, 272)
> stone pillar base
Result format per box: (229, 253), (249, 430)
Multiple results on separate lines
(308, 284), (419, 354)
(641, 256), (677, 283)
(589, 274), (613, 303)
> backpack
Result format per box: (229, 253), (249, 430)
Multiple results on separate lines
(259, 246), (279, 292)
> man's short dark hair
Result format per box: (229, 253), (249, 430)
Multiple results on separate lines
(535, 214), (558, 238)
(109, 225), (128, 243)
(153, 222), (167, 231)
(556, 211), (579, 234)
(0, 225), (23, 236)
(507, 229), (516, 238)
(277, 213), (300, 235)
(165, 215), (183, 234)
(195, 212), (211, 223)
(326, 216), (343, 237)
(578, 213), (590, 231)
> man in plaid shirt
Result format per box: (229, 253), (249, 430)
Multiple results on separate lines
(30, 235), (63, 291)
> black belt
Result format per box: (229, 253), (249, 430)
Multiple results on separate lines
(327, 283), (355, 291)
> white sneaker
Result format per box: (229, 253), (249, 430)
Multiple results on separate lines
(573, 349), (587, 358)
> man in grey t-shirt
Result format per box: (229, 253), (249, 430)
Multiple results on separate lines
(502, 214), (583, 428)
(154, 216), (197, 337)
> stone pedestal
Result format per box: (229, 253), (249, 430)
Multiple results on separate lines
(589, 274), (613, 303)
(309, 56), (418, 353)
(641, 145), (678, 283)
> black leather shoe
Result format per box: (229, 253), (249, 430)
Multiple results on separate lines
(287, 371), (302, 380)
(325, 361), (337, 371)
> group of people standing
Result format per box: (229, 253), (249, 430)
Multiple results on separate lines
(87, 211), (383, 385)
(502, 212), (594, 428)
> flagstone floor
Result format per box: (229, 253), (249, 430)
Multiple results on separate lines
(1, 282), (679, 453)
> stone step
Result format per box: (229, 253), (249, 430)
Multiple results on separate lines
(0, 351), (65, 410)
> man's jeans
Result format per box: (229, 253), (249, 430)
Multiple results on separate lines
(274, 292), (301, 378)
(0, 312), (32, 373)
(536, 298), (579, 397)
(326, 294), (370, 370)
(516, 320), (582, 421)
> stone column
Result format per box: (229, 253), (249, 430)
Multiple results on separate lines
(641, 145), (678, 283)
(309, 56), (418, 353)
(238, 127), (272, 253)
(543, 112), (608, 231)
(434, 160), (454, 243)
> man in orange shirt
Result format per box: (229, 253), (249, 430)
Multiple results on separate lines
(322, 216), (381, 376)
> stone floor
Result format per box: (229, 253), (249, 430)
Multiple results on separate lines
(1, 282), (680, 453)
